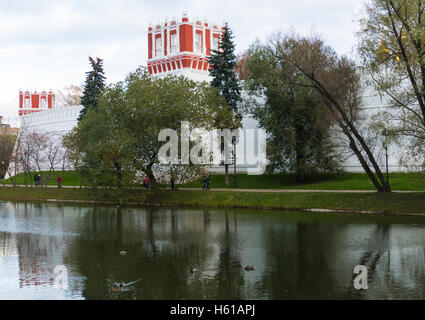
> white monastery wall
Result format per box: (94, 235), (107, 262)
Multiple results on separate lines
(20, 105), (83, 134)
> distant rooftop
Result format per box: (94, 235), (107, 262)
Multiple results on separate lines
(0, 115), (19, 134)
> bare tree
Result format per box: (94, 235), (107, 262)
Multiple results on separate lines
(16, 128), (35, 186)
(60, 149), (72, 176)
(14, 129), (50, 187)
(42, 132), (63, 186)
(56, 85), (83, 108)
(28, 132), (48, 177)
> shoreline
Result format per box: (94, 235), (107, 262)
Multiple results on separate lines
(1, 187), (425, 217)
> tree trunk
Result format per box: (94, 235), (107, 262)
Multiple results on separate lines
(296, 152), (306, 182)
(114, 162), (122, 188)
(148, 172), (156, 184)
(338, 113), (391, 193)
(312, 81), (392, 192)
(225, 164), (229, 185)
(145, 162), (157, 185)
(295, 123), (306, 182)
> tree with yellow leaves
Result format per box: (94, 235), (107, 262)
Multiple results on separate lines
(358, 0), (425, 170)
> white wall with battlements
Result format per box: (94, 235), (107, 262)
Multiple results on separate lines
(5, 105), (83, 178)
(20, 105), (83, 134)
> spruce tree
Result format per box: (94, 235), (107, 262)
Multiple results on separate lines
(78, 56), (106, 121)
(208, 23), (241, 185)
(208, 23), (241, 113)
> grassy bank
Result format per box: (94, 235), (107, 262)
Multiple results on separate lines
(183, 172), (425, 191)
(1, 186), (425, 215)
(3, 171), (425, 191)
(153, 190), (425, 214)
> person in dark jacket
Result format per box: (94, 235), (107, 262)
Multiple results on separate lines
(202, 175), (208, 191)
(206, 175), (211, 191)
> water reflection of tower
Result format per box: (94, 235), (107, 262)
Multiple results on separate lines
(0, 204), (20, 257)
(0, 203), (20, 291)
(14, 204), (67, 288)
(0, 231), (18, 257)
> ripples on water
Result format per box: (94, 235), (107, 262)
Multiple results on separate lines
(1, 201), (425, 300)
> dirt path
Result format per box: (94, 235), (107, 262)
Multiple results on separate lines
(177, 187), (423, 193)
(1, 184), (423, 193)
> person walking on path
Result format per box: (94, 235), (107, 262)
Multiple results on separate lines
(57, 176), (62, 188)
(206, 175), (211, 191)
(143, 176), (150, 189)
(202, 175), (208, 191)
(34, 174), (38, 187)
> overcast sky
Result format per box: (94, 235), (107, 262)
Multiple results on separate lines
(0, 0), (365, 125)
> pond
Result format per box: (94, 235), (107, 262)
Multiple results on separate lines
(0, 201), (425, 300)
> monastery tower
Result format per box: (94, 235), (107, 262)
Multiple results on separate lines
(19, 90), (55, 116)
(147, 11), (223, 82)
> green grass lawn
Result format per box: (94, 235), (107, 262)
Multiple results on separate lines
(1, 186), (425, 215)
(2, 171), (87, 187)
(181, 172), (425, 191)
(3, 171), (425, 191)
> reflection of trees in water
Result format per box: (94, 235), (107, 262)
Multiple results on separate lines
(68, 207), (219, 299)
(341, 224), (390, 299)
(360, 225), (390, 277)
(213, 212), (244, 299)
(145, 208), (156, 255)
(295, 222), (342, 297)
(203, 210), (211, 228)
(256, 221), (343, 299)
(0, 232), (14, 256)
(344, 224), (425, 299)
(4, 203), (425, 299)
(70, 209), (424, 300)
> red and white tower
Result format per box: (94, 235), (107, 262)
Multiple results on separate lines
(147, 12), (223, 82)
(19, 90), (55, 116)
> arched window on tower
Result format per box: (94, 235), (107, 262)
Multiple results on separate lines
(170, 33), (177, 53)
(41, 98), (47, 109)
(24, 95), (30, 108)
(156, 36), (162, 56)
(212, 36), (219, 51)
(195, 32), (202, 53)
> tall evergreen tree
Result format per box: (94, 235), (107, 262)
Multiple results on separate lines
(208, 23), (241, 185)
(78, 56), (106, 121)
(209, 23), (241, 113)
